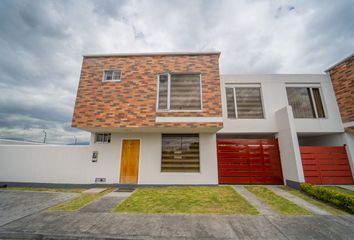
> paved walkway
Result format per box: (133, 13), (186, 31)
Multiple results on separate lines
(267, 186), (331, 215)
(79, 189), (134, 213)
(337, 185), (354, 191)
(0, 190), (77, 226)
(0, 211), (353, 239)
(232, 186), (278, 216)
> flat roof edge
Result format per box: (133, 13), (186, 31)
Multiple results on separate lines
(325, 53), (354, 72)
(83, 51), (221, 58)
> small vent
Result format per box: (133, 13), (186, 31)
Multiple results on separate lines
(95, 178), (106, 183)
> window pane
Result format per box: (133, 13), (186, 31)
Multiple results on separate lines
(158, 74), (168, 110)
(235, 88), (264, 119)
(286, 87), (315, 118)
(226, 88), (236, 118)
(112, 71), (121, 80)
(312, 88), (325, 118)
(161, 134), (200, 172)
(104, 71), (112, 80)
(170, 74), (201, 110)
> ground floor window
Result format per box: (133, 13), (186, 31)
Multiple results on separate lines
(161, 134), (200, 172)
(94, 133), (111, 143)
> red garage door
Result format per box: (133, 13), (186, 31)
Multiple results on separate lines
(301, 146), (354, 185)
(217, 139), (283, 184)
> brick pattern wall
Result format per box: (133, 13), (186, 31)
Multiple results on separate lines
(72, 54), (223, 129)
(328, 55), (354, 132)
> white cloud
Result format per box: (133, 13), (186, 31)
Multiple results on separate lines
(0, 0), (353, 144)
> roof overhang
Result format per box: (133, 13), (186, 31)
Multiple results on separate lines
(83, 51), (221, 58)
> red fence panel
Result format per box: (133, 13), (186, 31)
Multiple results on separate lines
(217, 139), (283, 184)
(300, 146), (354, 185)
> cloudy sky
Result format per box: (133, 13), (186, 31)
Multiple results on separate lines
(0, 0), (353, 144)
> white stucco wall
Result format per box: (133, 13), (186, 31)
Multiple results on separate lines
(0, 132), (218, 185)
(275, 106), (305, 183)
(0, 145), (93, 184)
(219, 74), (344, 134)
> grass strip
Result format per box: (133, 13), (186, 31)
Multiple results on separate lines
(3, 187), (84, 193)
(49, 188), (114, 211)
(282, 186), (348, 216)
(245, 186), (312, 215)
(114, 186), (259, 215)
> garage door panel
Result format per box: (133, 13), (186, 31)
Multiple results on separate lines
(217, 138), (283, 185)
(300, 146), (354, 185)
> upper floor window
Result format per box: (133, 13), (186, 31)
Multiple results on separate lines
(286, 86), (325, 118)
(103, 70), (121, 82)
(157, 73), (202, 111)
(94, 133), (111, 143)
(225, 84), (264, 119)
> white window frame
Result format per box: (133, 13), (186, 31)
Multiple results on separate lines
(102, 70), (122, 82)
(285, 83), (327, 119)
(94, 133), (111, 144)
(156, 73), (203, 112)
(225, 83), (265, 119)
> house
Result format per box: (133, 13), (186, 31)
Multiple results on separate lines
(0, 52), (352, 186)
(70, 52), (354, 187)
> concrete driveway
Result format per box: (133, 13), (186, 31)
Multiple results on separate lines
(0, 190), (77, 226)
(0, 190), (353, 239)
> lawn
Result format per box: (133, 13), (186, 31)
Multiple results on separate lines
(3, 187), (84, 193)
(114, 186), (258, 215)
(245, 186), (312, 215)
(282, 186), (348, 216)
(49, 188), (114, 211)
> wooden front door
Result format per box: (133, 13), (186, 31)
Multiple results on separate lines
(120, 139), (140, 184)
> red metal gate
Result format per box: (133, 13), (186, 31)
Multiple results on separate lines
(301, 146), (354, 184)
(217, 139), (283, 184)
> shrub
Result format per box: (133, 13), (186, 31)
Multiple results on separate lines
(301, 183), (354, 214)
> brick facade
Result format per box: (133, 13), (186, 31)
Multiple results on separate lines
(327, 54), (354, 132)
(72, 53), (223, 130)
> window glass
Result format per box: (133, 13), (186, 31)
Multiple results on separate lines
(225, 86), (264, 119)
(157, 73), (201, 110)
(95, 133), (111, 143)
(235, 88), (264, 119)
(226, 88), (236, 118)
(158, 74), (168, 110)
(286, 87), (316, 118)
(312, 88), (325, 118)
(104, 70), (121, 81)
(161, 134), (200, 172)
(170, 74), (201, 110)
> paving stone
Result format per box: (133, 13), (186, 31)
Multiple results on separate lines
(82, 188), (106, 194)
(105, 191), (133, 197)
(0, 191), (77, 226)
(337, 185), (354, 191)
(0, 211), (353, 239)
(268, 186), (331, 215)
(80, 197), (126, 213)
(232, 186), (278, 216)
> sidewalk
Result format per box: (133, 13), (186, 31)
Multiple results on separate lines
(0, 211), (353, 239)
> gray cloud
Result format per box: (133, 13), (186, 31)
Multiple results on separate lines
(0, 0), (353, 144)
